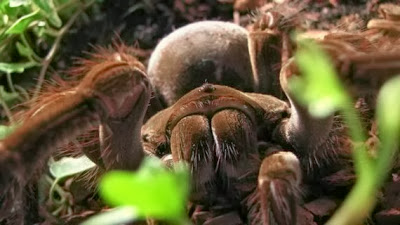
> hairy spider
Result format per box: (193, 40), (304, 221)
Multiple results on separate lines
(0, 2), (400, 225)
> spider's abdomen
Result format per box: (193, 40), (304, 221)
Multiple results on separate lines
(148, 21), (254, 106)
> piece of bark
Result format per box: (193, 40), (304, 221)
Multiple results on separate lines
(297, 206), (317, 225)
(304, 197), (338, 219)
(376, 208), (400, 225)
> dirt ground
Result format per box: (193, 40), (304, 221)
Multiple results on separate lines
(58, 0), (394, 67)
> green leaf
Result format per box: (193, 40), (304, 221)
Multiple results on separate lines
(9, 0), (31, 7)
(5, 10), (40, 34)
(49, 155), (97, 179)
(0, 85), (19, 104)
(0, 0), (10, 8)
(0, 61), (37, 73)
(32, 0), (61, 28)
(99, 157), (189, 221)
(290, 39), (347, 117)
(0, 0), (10, 13)
(0, 1), (27, 17)
(81, 206), (138, 225)
(16, 41), (33, 58)
(0, 124), (17, 139)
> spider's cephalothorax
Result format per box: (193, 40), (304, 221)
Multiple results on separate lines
(142, 83), (304, 224)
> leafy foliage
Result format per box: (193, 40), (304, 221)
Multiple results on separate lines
(49, 155), (97, 180)
(0, 0), (99, 138)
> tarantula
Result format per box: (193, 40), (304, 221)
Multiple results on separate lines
(1, 2), (400, 225)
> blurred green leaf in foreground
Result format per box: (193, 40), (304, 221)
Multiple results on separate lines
(83, 157), (190, 225)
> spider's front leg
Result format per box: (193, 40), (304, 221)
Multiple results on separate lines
(0, 46), (151, 222)
(272, 59), (338, 175)
(247, 9), (286, 96)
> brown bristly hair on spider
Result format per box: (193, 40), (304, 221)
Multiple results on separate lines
(18, 36), (146, 125)
(12, 39), (148, 188)
(249, 1), (306, 33)
(68, 38), (146, 79)
(15, 38), (145, 120)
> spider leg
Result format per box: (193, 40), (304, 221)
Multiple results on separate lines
(248, 151), (301, 225)
(0, 48), (151, 222)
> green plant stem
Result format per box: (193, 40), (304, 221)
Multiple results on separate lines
(49, 177), (62, 203)
(20, 33), (42, 62)
(32, 0), (96, 99)
(44, 26), (61, 37)
(326, 97), (374, 225)
(0, 96), (14, 124)
(0, 36), (16, 52)
(326, 177), (377, 225)
(56, 0), (81, 12)
(6, 73), (16, 93)
(376, 73), (400, 180)
(32, 7), (82, 99)
(327, 138), (397, 225)
(14, 85), (30, 101)
(376, 136), (398, 183)
(327, 97), (398, 225)
(341, 99), (373, 178)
